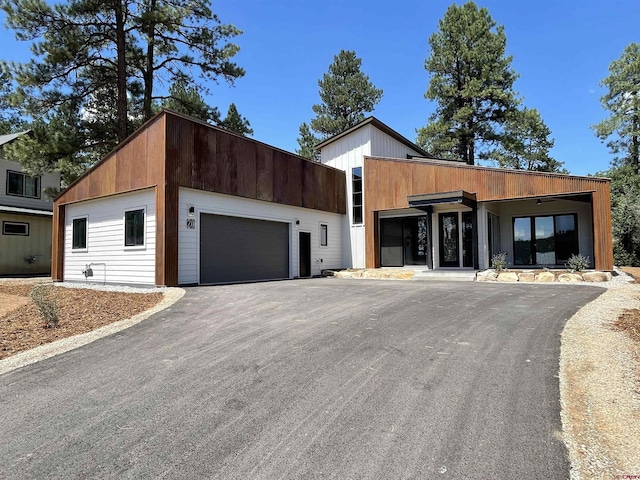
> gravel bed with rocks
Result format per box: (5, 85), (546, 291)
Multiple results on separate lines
(560, 279), (640, 478)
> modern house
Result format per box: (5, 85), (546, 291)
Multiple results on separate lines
(51, 111), (613, 286)
(1, 131), (61, 276)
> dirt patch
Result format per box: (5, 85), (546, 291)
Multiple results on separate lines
(0, 281), (163, 360)
(0, 293), (29, 318)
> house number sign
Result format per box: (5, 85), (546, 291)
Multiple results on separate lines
(186, 218), (196, 229)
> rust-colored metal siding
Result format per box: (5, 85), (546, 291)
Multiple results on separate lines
(364, 157), (613, 270)
(52, 111), (346, 285)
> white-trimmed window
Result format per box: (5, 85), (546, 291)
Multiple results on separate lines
(124, 208), (145, 247)
(72, 217), (87, 250)
(6, 170), (40, 198)
(2, 221), (29, 236)
(320, 223), (328, 246)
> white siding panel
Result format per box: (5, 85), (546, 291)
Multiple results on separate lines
(64, 189), (156, 285)
(178, 188), (344, 285)
(369, 127), (424, 159)
(0, 159), (61, 211)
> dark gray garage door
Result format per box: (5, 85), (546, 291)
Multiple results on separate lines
(200, 213), (289, 284)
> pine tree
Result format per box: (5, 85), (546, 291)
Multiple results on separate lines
(295, 123), (320, 161)
(592, 42), (640, 174)
(418, 1), (518, 165)
(162, 76), (220, 124)
(219, 103), (253, 136)
(1, 0), (243, 180)
(297, 50), (382, 160)
(483, 108), (565, 172)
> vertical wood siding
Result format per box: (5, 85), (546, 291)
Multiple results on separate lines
(364, 157), (613, 270)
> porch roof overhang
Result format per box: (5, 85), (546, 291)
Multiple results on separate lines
(408, 190), (477, 210)
(0, 205), (53, 217)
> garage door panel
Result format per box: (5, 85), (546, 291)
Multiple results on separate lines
(200, 214), (289, 284)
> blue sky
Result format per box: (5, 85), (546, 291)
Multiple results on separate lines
(1, 0), (639, 175)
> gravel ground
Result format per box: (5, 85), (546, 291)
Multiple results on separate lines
(560, 270), (640, 478)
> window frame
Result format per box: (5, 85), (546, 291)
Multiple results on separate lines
(2, 221), (29, 236)
(124, 207), (146, 249)
(511, 213), (579, 266)
(71, 216), (88, 251)
(6, 170), (41, 199)
(320, 223), (328, 247)
(352, 166), (363, 225)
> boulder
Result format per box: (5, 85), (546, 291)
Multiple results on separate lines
(558, 273), (583, 283)
(497, 272), (519, 282)
(476, 270), (498, 282)
(535, 272), (556, 282)
(518, 272), (536, 283)
(582, 271), (612, 282)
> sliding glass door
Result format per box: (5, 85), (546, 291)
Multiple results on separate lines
(512, 214), (578, 266)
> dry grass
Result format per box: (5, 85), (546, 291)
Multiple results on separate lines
(0, 282), (163, 360)
(621, 266), (640, 283)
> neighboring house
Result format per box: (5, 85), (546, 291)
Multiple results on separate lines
(0, 131), (61, 276)
(51, 111), (613, 287)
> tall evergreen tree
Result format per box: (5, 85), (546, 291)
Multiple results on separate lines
(297, 50), (382, 160)
(1, 0), (243, 180)
(219, 103), (253, 136)
(162, 76), (219, 124)
(295, 123), (320, 161)
(592, 42), (640, 174)
(417, 1), (518, 165)
(483, 108), (565, 172)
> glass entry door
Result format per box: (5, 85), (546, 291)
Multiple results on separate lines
(380, 216), (429, 267)
(439, 212), (459, 267)
(513, 214), (578, 266)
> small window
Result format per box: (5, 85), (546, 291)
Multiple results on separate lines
(125, 209), (145, 246)
(72, 217), (87, 249)
(352, 167), (363, 224)
(320, 224), (328, 246)
(2, 221), (29, 236)
(6, 170), (41, 198)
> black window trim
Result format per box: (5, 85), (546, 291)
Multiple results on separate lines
(320, 223), (328, 247)
(512, 213), (579, 266)
(352, 166), (363, 225)
(2, 220), (29, 236)
(124, 207), (146, 248)
(6, 170), (41, 199)
(72, 216), (88, 251)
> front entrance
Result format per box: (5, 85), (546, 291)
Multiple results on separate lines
(439, 212), (459, 267)
(380, 216), (430, 267)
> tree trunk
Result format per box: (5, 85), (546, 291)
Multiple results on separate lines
(114, 0), (128, 142)
(142, 0), (156, 121)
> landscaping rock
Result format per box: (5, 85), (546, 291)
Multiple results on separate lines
(558, 273), (584, 283)
(497, 272), (519, 282)
(518, 272), (536, 283)
(476, 270), (498, 282)
(582, 271), (612, 282)
(535, 272), (556, 282)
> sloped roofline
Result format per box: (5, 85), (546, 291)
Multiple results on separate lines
(0, 130), (32, 147)
(314, 117), (431, 158)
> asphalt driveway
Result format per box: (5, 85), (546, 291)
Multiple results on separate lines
(0, 279), (603, 479)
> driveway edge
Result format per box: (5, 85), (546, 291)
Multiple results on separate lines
(0, 287), (185, 376)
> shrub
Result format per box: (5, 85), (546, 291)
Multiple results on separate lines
(491, 252), (509, 271)
(566, 253), (590, 273)
(29, 284), (59, 328)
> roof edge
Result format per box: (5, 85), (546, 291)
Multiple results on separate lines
(315, 117), (431, 158)
(364, 156), (611, 182)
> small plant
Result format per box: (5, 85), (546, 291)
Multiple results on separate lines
(566, 253), (590, 273)
(29, 284), (59, 328)
(491, 252), (509, 272)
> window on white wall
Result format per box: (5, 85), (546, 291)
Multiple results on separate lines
(72, 217), (87, 249)
(2, 221), (29, 236)
(352, 167), (363, 224)
(125, 209), (145, 246)
(320, 224), (328, 246)
(7, 170), (40, 198)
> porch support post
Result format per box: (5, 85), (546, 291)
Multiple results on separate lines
(472, 203), (479, 269)
(373, 211), (380, 268)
